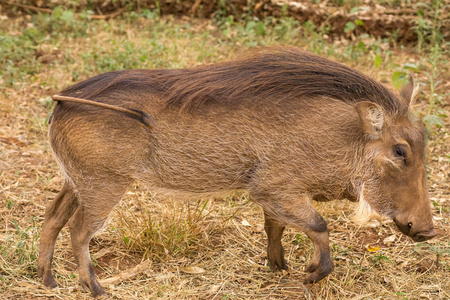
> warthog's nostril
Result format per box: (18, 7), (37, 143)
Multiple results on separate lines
(393, 218), (412, 236)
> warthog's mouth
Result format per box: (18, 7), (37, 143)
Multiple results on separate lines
(411, 228), (438, 242)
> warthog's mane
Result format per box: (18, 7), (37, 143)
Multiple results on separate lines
(60, 47), (404, 113)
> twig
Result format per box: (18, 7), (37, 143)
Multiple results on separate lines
(191, 0), (202, 17)
(3, 1), (128, 20)
(98, 259), (150, 285)
(3, 1), (52, 13)
(0, 136), (27, 147)
(90, 5), (129, 20)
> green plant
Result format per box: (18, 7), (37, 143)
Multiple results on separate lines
(344, 19), (363, 34)
(0, 34), (42, 87)
(414, 15), (431, 54)
(422, 44), (447, 132)
(413, 0), (447, 132)
(274, 17), (300, 41)
(371, 252), (391, 265)
(430, 0), (443, 47)
(32, 6), (90, 38)
(115, 198), (211, 259)
(141, 8), (160, 20)
(5, 217), (39, 268)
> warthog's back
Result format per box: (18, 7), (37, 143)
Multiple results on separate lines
(55, 48), (404, 112)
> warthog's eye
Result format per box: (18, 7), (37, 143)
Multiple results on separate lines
(393, 144), (407, 163)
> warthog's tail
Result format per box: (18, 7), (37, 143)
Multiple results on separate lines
(51, 95), (155, 127)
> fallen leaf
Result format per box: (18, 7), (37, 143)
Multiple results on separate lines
(335, 255), (348, 261)
(366, 245), (380, 252)
(383, 235), (396, 246)
(93, 247), (113, 259)
(180, 266), (206, 274)
(209, 284), (222, 293)
(241, 219), (251, 226)
(154, 272), (175, 281)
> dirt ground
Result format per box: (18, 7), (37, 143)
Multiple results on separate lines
(0, 7), (449, 300)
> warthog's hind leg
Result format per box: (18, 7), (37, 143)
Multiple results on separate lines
(38, 183), (79, 288)
(263, 211), (287, 271)
(68, 176), (130, 297)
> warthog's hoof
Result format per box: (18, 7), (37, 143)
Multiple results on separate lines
(80, 279), (106, 298)
(93, 291), (109, 299)
(303, 268), (331, 284)
(268, 256), (288, 272)
(43, 276), (58, 289)
(303, 255), (334, 284)
(38, 267), (58, 289)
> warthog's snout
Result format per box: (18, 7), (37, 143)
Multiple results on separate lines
(393, 218), (437, 242)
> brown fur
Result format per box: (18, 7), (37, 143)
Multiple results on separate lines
(38, 47), (436, 297)
(58, 47), (404, 114)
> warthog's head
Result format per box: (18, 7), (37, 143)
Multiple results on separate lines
(354, 78), (436, 242)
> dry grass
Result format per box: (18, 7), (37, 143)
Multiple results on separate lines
(0, 11), (449, 300)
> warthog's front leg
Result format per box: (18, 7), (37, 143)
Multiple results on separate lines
(255, 192), (334, 284)
(302, 226), (334, 284)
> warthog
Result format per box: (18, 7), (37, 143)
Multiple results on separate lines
(38, 47), (436, 297)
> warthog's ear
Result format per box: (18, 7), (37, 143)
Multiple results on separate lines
(400, 74), (419, 109)
(355, 101), (384, 137)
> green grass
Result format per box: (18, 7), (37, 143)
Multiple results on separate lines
(1, 5), (447, 92)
